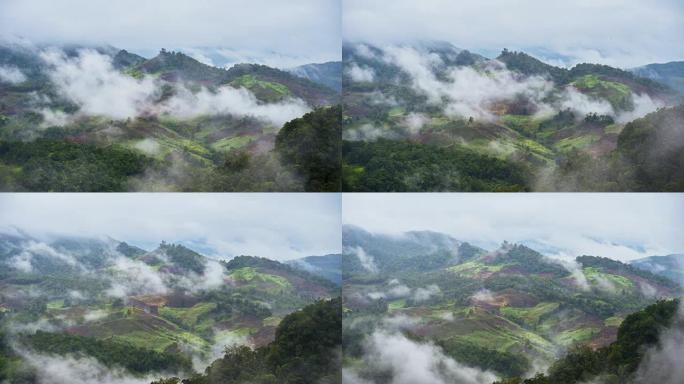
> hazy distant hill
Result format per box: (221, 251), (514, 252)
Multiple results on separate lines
(631, 254), (684, 284)
(631, 61), (684, 93)
(288, 61), (342, 92)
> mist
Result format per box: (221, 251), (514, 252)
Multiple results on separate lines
(0, 64), (26, 83)
(18, 350), (163, 384)
(39, 49), (311, 126)
(354, 44), (662, 125)
(348, 330), (498, 384)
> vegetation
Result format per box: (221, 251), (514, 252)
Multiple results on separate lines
(342, 139), (529, 191)
(276, 106), (342, 191)
(21, 331), (192, 374)
(0, 139), (149, 191)
(495, 299), (681, 384)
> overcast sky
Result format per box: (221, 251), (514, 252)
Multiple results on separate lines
(343, 193), (684, 262)
(343, 0), (684, 68)
(0, 0), (341, 67)
(0, 193), (341, 261)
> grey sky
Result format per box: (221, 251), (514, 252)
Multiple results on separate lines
(0, 193), (341, 261)
(343, 0), (684, 68)
(0, 0), (341, 67)
(343, 193), (684, 262)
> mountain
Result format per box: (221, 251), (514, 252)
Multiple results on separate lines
(288, 61), (342, 92)
(631, 61), (684, 94)
(0, 43), (341, 192)
(341, 41), (684, 192)
(0, 231), (339, 382)
(631, 254), (684, 284)
(287, 254), (342, 285)
(342, 226), (680, 380)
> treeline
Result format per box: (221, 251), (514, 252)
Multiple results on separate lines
(0, 139), (149, 191)
(342, 139), (529, 191)
(495, 299), (681, 384)
(153, 298), (342, 384)
(275, 105), (341, 192)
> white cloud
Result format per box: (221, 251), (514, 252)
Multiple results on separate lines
(20, 351), (159, 384)
(361, 331), (498, 384)
(0, 65), (26, 83)
(40, 49), (311, 125)
(403, 112), (429, 135)
(350, 246), (378, 274)
(106, 256), (169, 298)
(413, 284), (441, 302)
(163, 84), (310, 126)
(347, 63), (375, 82)
(41, 49), (159, 119)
